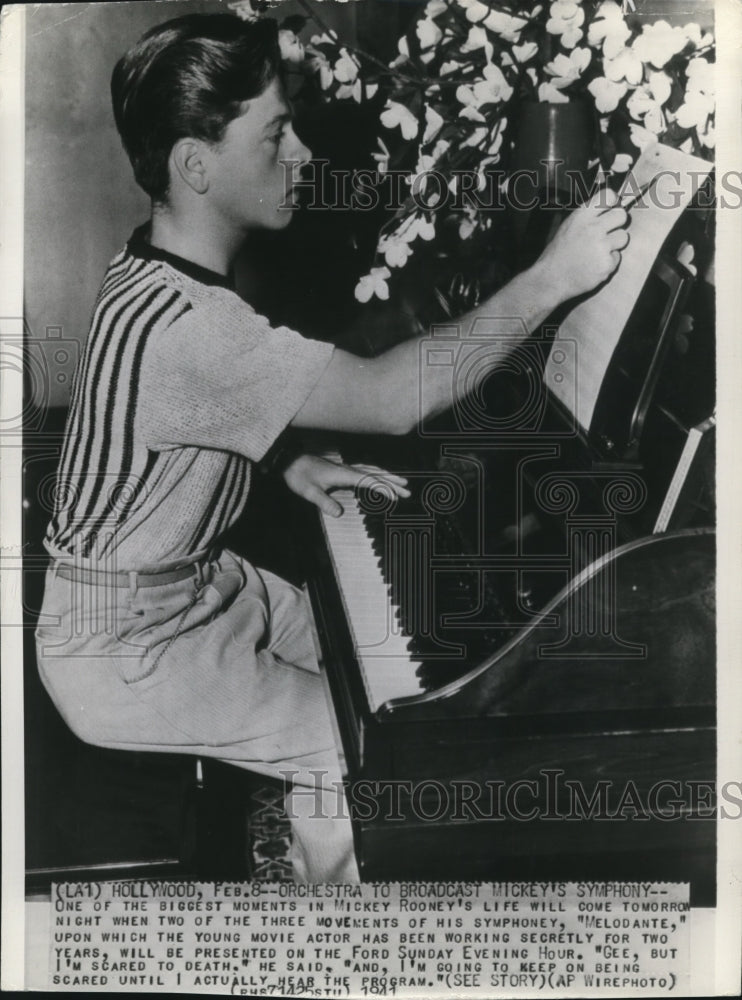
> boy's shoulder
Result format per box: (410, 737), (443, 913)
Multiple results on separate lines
(101, 225), (251, 319)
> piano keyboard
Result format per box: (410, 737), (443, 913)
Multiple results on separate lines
(320, 489), (425, 711)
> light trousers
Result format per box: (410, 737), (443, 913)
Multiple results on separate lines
(35, 550), (359, 883)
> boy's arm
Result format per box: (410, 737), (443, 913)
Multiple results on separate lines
(292, 190), (629, 436)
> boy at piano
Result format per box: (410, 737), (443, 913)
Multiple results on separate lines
(35, 12), (629, 883)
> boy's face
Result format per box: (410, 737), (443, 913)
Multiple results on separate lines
(205, 77), (311, 233)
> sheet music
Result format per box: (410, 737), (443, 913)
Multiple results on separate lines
(545, 143), (712, 432)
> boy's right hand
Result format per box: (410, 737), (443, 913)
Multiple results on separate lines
(536, 188), (630, 304)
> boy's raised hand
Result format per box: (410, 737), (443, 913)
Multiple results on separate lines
(535, 187), (631, 303)
(282, 453), (410, 519)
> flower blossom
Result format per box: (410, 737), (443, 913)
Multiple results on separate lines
(627, 71), (672, 133)
(628, 122), (658, 152)
(278, 29), (304, 65)
(380, 100), (419, 140)
(632, 20), (688, 68)
(513, 41), (539, 63)
(392, 214), (436, 249)
(425, 0), (448, 16)
(674, 57), (715, 145)
(587, 2), (630, 59)
(379, 235), (414, 268)
(544, 47), (591, 88)
(306, 49), (334, 90)
(229, 0), (260, 22)
(539, 82), (569, 103)
(610, 152), (634, 173)
(546, 1), (586, 49)
(372, 137), (391, 175)
(603, 45), (643, 85)
(355, 266), (391, 303)
(457, 61), (514, 117)
(682, 22), (714, 50)
(422, 104), (444, 144)
(461, 25), (494, 62)
(459, 206), (479, 240)
(459, 1), (531, 43)
(334, 49), (359, 84)
(587, 76), (628, 112)
(416, 17), (443, 61)
(473, 62), (514, 104)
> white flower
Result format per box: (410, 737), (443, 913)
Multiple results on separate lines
(459, 0), (491, 24)
(461, 125), (488, 148)
(390, 36), (410, 69)
(472, 62), (514, 104)
(459, 207), (478, 240)
(628, 122), (658, 152)
(686, 56), (715, 97)
(682, 23), (714, 51)
(587, 1), (630, 59)
(310, 31), (338, 46)
(539, 82), (570, 103)
(417, 17), (443, 57)
(422, 104), (444, 144)
(674, 91), (714, 131)
(632, 20), (688, 69)
(482, 9), (529, 43)
(513, 41), (539, 63)
(306, 50), (334, 90)
(334, 49), (359, 84)
(610, 152), (634, 173)
(460, 103), (486, 122)
(603, 45), (643, 85)
(544, 47), (591, 88)
(355, 267), (392, 303)
(627, 74), (671, 134)
(440, 60), (459, 76)
(674, 56), (715, 142)
(228, 0), (260, 22)
(648, 70), (672, 106)
(547, 0), (585, 49)
(397, 214), (436, 243)
(336, 79), (363, 102)
(461, 25), (494, 62)
(413, 215), (435, 241)
(587, 76), (628, 112)
(278, 29), (305, 65)
(372, 137), (391, 175)
(380, 236), (414, 268)
(380, 100), (419, 140)
(425, 0), (448, 16)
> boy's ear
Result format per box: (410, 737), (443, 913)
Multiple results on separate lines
(170, 138), (209, 195)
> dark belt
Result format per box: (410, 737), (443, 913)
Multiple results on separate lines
(53, 560), (205, 589)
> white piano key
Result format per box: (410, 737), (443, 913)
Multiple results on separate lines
(321, 489), (426, 711)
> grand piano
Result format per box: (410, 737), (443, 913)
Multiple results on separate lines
(296, 184), (716, 902)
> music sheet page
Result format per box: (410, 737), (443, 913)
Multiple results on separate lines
(545, 143), (712, 432)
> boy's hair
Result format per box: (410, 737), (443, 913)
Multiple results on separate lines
(111, 13), (281, 202)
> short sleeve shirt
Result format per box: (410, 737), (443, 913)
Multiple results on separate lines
(45, 226), (334, 569)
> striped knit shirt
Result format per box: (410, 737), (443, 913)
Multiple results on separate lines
(45, 225), (334, 570)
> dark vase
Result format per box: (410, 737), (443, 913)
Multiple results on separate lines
(512, 98), (599, 206)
